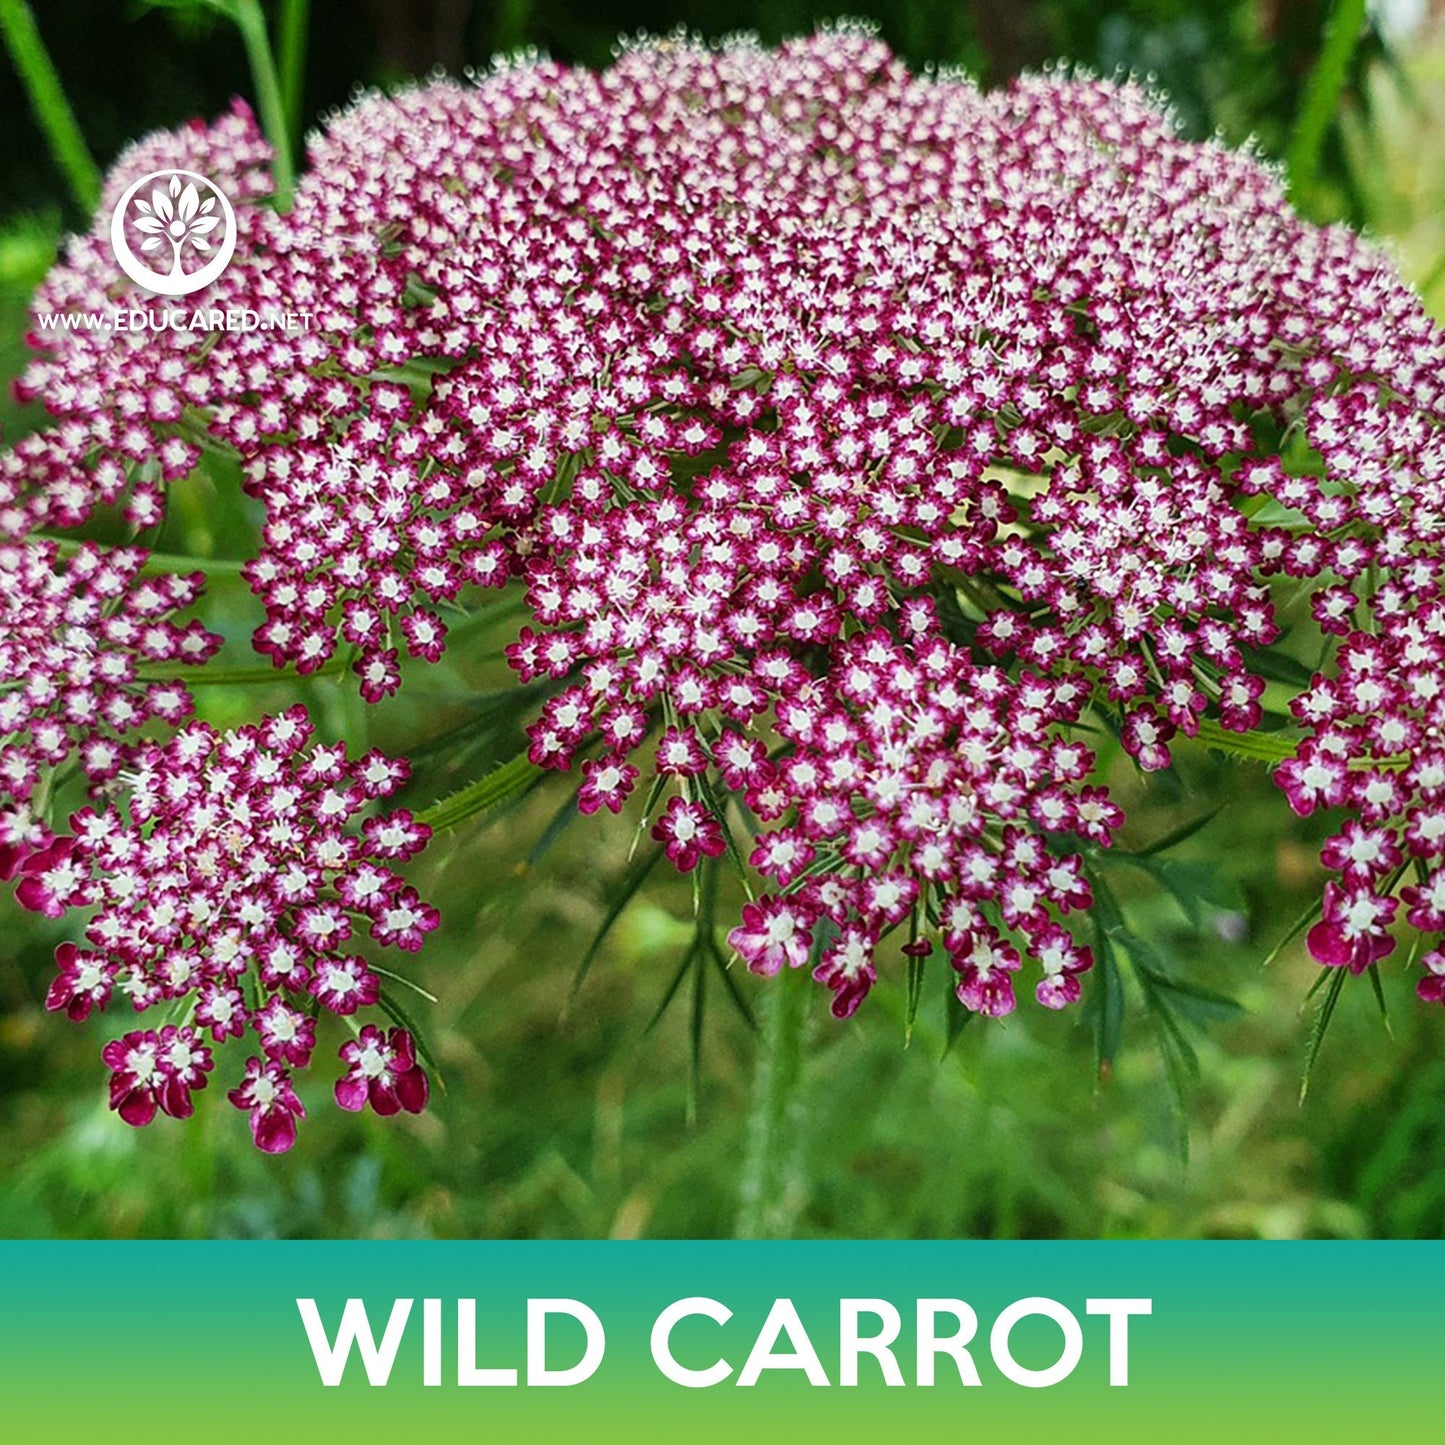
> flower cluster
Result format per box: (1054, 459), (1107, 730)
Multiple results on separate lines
(730, 631), (1110, 1018)
(1282, 602), (1445, 993)
(7, 25), (1445, 1046)
(14, 708), (437, 1150)
(0, 538), (218, 873)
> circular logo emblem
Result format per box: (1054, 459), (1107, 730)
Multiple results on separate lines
(109, 169), (238, 298)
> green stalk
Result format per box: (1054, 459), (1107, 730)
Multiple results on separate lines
(276, 0), (310, 148)
(0, 0), (101, 215)
(146, 659), (345, 686)
(1191, 717), (1407, 771)
(735, 964), (811, 1240)
(233, 0), (295, 211)
(1285, 0), (1369, 216)
(492, 0), (534, 54)
(416, 753), (545, 834)
(39, 535), (250, 577)
(1192, 717), (1298, 765)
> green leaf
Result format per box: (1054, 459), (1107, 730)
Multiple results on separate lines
(137, 0), (240, 15)
(376, 987), (446, 1095)
(1113, 930), (1243, 1164)
(1118, 852), (1245, 927)
(404, 680), (550, 767)
(1192, 717), (1299, 766)
(1138, 991), (1197, 1165)
(439, 591), (529, 652)
(0, 210), (58, 292)
(707, 938), (757, 1033)
(1238, 641), (1316, 690)
(1126, 806), (1222, 859)
(933, 581), (979, 643)
(941, 966), (974, 1061)
(693, 774), (754, 895)
(567, 846), (664, 1004)
(0, 0), (103, 214)
(688, 934), (707, 1127)
(370, 965), (438, 1005)
(1261, 896), (1324, 971)
(628, 768), (671, 860)
(1124, 930), (1245, 1029)
(1285, 0), (1370, 216)
(905, 948), (927, 1046)
(1366, 962), (1392, 1037)
(527, 786), (582, 867)
(277, 0), (310, 146)
(232, 0), (296, 209)
(644, 953), (690, 1034)
(1086, 924), (1125, 1082)
(1300, 967), (1348, 1102)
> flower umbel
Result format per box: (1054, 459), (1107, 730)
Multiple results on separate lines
(18, 707), (436, 1151)
(6, 25), (1445, 1146)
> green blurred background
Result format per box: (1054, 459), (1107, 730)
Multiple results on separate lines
(2, 0), (1444, 1241)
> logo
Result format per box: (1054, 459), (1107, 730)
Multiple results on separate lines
(109, 169), (237, 298)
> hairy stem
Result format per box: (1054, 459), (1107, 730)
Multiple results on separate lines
(736, 963), (811, 1240)
(416, 752), (545, 833)
(0, 0), (101, 215)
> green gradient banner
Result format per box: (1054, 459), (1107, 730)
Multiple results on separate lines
(0, 1242), (1437, 1442)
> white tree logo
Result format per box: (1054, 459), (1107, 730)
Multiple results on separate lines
(109, 169), (238, 298)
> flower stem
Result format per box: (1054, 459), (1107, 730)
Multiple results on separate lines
(39, 535), (250, 577)
(0, 0), (101, 216)
(233, 0), (295, 212)
(735, 963), (811, 1240)
(1285, 0), (1369, 217)
(1192, 717), (1298, 765)
(277, 0), (310, 149)
(144, 659), (344, 686)
(416, 752), (545, 833)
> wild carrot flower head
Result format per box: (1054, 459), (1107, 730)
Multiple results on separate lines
(7, 24), (1445, 1051)
(15, 706), (437, 1150)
